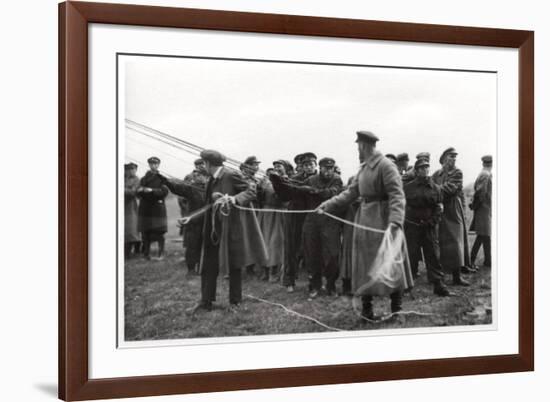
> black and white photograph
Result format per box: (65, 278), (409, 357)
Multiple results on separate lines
(120, 54), (495, 342)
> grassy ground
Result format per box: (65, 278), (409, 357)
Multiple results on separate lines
(124, 236), (492, 341)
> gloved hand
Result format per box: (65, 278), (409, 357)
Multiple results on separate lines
(315, 200), (330, 214)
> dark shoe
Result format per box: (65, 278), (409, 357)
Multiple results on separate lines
(452, 273), (470, 286)
(360, 308), (380, 322)
(228, 303), (244, 313)
(461, 266), (476, 274)
(186, 301), (212, 314)
(434, 282), (450, 297)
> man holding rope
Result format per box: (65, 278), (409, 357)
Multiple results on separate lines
(160, 150), (268, 312)
(316, 131), (413, 321)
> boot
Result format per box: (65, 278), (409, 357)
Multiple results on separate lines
(390, 292), (403, 314)
(433, 280), (450, 296)
(342, 278), (352, 296)
(452, 271), (470, 286)
(361, 296), (378, 321)
(269, 266), (279, 283)
(260, 267), (269, 281)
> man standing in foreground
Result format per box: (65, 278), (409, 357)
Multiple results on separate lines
(404, 159), (450, 296)
(432, 147), (471, 285)
(469, 155), (493, 268)
(317, 131), (413, 320)
(160, 150), (267, 312)
(124, 162), (141, 258)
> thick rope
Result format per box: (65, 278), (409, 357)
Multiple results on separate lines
(229, 200), (386, 234)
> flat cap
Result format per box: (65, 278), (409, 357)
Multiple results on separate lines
(244, 155), (261, 165)
(124, 162), (138, 169)
(147, 156), (160, 164)
(385, 153), (397, 163)
(416, 152), (431, 161)
(439, 147), (458, 164)
(194, 158), (205, 165)
(481, 155), (493, 164)
(414, 159), (430, 169)
(355, 130), (379, 143)
(294, 153), (304, 164)
(319, 157), (336, 168)
(396, 153), (409, 162)
(200, 149), (226, 166)
(301, 152), (317, 162)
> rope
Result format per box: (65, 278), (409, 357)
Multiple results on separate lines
(230, 201), (386, 234)
(244, 294), (346, 332)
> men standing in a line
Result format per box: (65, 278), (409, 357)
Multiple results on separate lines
(432, 148), (471, 285)
(469, 155), (493, 268)
(271, 157), (343, 297)
(403, 159), (450, 296)
(271, 152), (318, 292)
(124, 162), (141, 258)
(317, 131), (413, 320)
(137, 157), (169, 260)
(160, 150), (267, 312)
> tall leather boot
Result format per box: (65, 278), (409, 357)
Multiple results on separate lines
(452, 270), (470, 286)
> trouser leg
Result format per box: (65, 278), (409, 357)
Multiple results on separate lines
(321, 219), (340, 294)
(157, 236), (165, 257)
(229, 266), (242, 304)
(482, 235), (492, 266)
(421, 226), (445, 282)
(405, 223), (421, 277)
(361, 295), (374, 317)
(142, 232), (151, 258)
(201, 242), (218, 303)
(283, 215), (297, 287)
(470, 235), (483, 265)
(303, 217), (322, 292)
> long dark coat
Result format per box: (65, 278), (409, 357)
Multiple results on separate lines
(257, 179), (287, 266)
(137, 171), (169, 234)
(202, 167), (268, 275)
(432, 167), (471, 271)
(469, 169), (492, 236)
(323, 151), (413, 296)
(124, 174), (140, 243)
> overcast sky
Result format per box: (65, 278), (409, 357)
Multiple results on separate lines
(124, 56), (496, 184)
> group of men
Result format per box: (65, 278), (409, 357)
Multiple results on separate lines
(124, 130), (492, 320)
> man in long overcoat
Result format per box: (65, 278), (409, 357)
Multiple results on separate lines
(469, 155), (492, 268)
(124, 163), (141, 258)
(317, 131), (413, 320)
(431, 147), (471, 285)
(137, 157), (169, 260)
(160, 150), (268, 312)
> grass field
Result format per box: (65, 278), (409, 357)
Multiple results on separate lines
(124, 237), (492, 341)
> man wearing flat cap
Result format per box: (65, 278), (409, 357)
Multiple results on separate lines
(317, 131), (413, 320)
(469, 155), (493, 269)
(124, 162), (141, 258)
(175, 158), (208, 275)
(402, 152), (431, 184)
(137, 157), (169, 260)
(432, 147), (472, 285)
(270, 152), (318, 292)
(403, 159), (449, 296)
(396, 153), (410, 176)
(159, 149), (268, 312)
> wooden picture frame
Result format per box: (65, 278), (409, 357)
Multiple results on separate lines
(59, 1), (534, 400)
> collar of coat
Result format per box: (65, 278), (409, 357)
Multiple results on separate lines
(361, 150), (384, 169)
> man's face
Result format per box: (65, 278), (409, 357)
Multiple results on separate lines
(302, 160), (316, 175)
(444, 153), (457, 169)
(196, 162), (207, 174)
(320, 165), (335, 180)
(399, 160), (409, 170)
(247, 162), (260, 175)
(357, 142), (366, 162)
(416, 165), (430, 178)
(295, 163), (303, 174)
(204, 161), (215, 175)
(148, 162), (160, 172)
(273, 163), (286, 176)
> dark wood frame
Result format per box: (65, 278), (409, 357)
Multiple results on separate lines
(59, 1), (534, 400)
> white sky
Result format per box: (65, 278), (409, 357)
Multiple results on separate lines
(124, 56), (496, 184)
